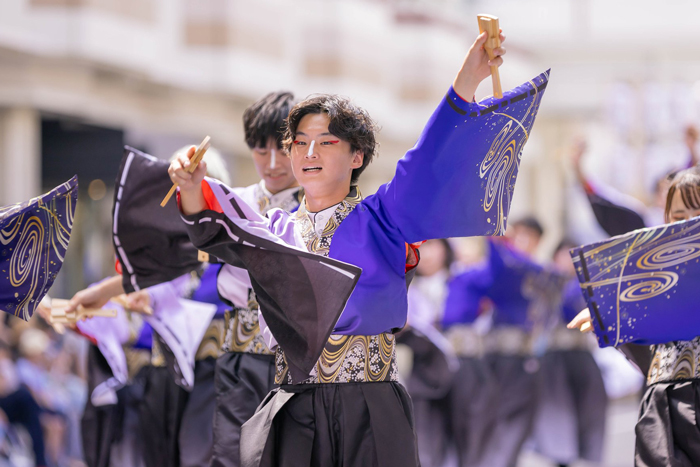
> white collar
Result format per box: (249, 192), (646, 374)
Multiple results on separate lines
(307, 203), (341, 236)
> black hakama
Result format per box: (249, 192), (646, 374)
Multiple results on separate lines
(179, 357), (218, 467)
(246, 382), (419, 467)
(211, 352), (276, 467)
(139, 366), (188, 467)
(635, 379), (700, 467)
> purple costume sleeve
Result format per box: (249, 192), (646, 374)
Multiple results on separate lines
(373, 71), (549, 243)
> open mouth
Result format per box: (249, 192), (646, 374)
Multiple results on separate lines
(302, 167), (322, 173)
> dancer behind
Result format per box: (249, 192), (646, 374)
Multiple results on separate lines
(130, 263), (226, 467)
(570, 138), (692, 234)
(569, 167), (700, 467)
(172, 30), (515, 467)
(532, 239), (606, 467)
(441, 244), (499, 467)
(479, 218), (546, 467)
(209, 91), (302, 467)
(66, 149), (231, 467)
(401, 239), (459, 467)
(66, 295), (152, 467)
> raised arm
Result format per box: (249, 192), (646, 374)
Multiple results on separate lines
(571, 140), (646, 236)
(452, 31), (505, 103)
(371, 34), (549, 243)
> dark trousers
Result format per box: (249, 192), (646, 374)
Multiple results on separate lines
(211, 352), (276, 467)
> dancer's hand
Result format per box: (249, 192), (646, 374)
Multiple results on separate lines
(168, 146), (207, 193)
(453, 31), (506, 101)
(168, 146), (208, 215)
(64, 276), (123, 315)
(125, 291), (152, 315)
(567, 308), (593, 333)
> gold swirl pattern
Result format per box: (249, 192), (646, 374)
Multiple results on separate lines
(194, 318), (225, 360)
(0, 177), (77, 320)
(574, 219), (700, 346)
(637, 237), (700, 270)
(477, 76), (544, 236)
(10, 216), (44, 316)
(275, 333), (398, 385)
(222, 308), (273, 355)
(618, 272), (678, 302)
(647, 337), (700, 385)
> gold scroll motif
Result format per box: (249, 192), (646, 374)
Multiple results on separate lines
(648, 336), (700, 385)
(478, 75), (545, 236)
(275, 333), (398, 385)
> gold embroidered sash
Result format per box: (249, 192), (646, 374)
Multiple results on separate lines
(648, 337), (700, 385)
(275, 333), (399, 385)
(222, 307), (273, 355)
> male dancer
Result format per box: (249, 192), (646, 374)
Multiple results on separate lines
(172, 31), (532, 467)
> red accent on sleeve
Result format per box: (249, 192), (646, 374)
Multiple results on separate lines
(405, 241), (425, 272)
(175, 180), (224, 214)
(115, 259), (122, 275)
(201, 181), (224, 213)
(453, 89), (475, 104)
(582, 179), (595, 196)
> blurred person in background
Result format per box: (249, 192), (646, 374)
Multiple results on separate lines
(570, 127), (699, 234)
(477, 217), (546, 467)
(399, 239), (459, 467)
(442, 248), (499, 467)
(507, 216), (544, 258)
(0, 338), (47, 467)
(569, 166), (700, 467)
(133, 146), (230, 467)
(16, 327), (70, 467)
(66, 145), (232, 467)
(531, 239), (607, 467)
(80, 310), (151, 467)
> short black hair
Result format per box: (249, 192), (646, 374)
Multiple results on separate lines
(283, 94), (379, 184)
(512, 216), (545, 238)
(243, 91), (296, 150)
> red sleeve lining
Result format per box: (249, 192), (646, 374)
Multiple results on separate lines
(176, 181), (224, 214)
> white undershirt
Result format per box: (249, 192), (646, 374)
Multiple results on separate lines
(307, 203), (341, 236)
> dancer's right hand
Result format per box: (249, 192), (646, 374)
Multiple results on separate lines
(168, 146), (208, 193)
(567, 308), (593, 333)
